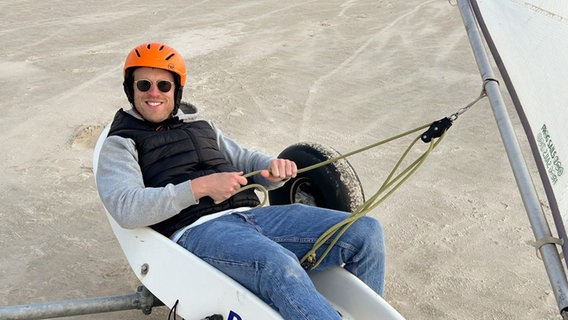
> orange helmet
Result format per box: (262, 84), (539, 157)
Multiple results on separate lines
(123, 43), (187, 115)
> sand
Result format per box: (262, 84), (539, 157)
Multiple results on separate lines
(0, 0), (560, 319)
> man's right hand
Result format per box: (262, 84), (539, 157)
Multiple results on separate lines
(190, 172), (248, 203)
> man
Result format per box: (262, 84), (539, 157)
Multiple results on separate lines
(96, 42), (386, 320)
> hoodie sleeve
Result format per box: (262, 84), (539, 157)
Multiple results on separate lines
(208, 121), (286, 190)
(95, 135), (198, 229)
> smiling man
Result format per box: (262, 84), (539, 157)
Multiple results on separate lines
(95, 42), (386, 320)
(131, 68), (175, 123)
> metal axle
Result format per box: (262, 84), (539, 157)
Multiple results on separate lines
(0, 286), (162, 320)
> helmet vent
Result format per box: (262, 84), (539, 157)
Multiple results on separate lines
(124, 43), (186, 90)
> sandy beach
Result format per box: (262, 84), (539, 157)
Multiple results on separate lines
(0, 0), (560, 319)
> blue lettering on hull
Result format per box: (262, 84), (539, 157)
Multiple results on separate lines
(228, 310), (242, 320)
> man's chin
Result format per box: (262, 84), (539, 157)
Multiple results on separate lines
(138, 110), (170, 123)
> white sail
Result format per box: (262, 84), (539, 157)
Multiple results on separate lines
(470, 0), (568, 255)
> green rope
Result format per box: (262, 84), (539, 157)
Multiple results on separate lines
(238, 121), (449, 270)
(300, 129), (448, 270)
(234, 86), (487, 270)
(243, 122), (431, 179)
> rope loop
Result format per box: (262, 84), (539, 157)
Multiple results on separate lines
(223, 83), (489, 270)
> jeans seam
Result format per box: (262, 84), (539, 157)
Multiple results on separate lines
(271, 236), (360, 254)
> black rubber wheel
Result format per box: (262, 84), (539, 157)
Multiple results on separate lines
(268, 143), (365, 212)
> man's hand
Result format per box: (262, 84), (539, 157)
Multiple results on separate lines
(261, 159), (297, 182)
(191, 172), (248, 203)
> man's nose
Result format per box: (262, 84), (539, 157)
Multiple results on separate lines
(148, 83), (162, 95)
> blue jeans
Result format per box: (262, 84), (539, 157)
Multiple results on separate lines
(176, 204), (385, 320)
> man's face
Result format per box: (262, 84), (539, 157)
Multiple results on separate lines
(133, 67), (175, 123)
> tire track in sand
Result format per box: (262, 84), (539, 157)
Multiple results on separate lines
(298, 0), (438, 139)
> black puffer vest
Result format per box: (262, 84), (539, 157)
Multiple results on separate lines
(108, 109), (260, 236)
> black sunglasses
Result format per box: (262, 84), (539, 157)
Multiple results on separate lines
(134, 79), (174, 93)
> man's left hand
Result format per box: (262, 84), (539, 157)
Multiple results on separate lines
(261, 159), (297, 182)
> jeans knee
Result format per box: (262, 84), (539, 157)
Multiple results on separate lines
(356, 217), (385, 252)
(266, 256), (304, 280)
(252, 246), (300, 277)
(257, 251), (308, 296)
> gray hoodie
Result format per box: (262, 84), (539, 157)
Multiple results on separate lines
(95, 108), (281, 230)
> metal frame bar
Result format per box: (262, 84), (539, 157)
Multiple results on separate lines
(457, 0), (568, 317)
(0, 286), (162, 320)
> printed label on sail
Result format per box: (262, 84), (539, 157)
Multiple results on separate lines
(537, 123), (564, 184)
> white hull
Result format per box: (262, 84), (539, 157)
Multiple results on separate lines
(94, 125), (405, 319)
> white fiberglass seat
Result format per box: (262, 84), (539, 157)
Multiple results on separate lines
(93, 124), (405, 320)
